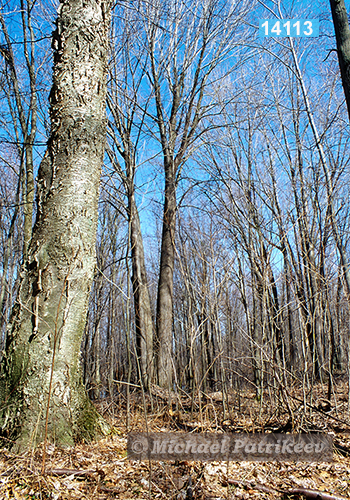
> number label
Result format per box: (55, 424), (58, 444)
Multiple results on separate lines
(259, 19), (319, 37)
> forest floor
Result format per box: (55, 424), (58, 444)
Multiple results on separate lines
(1, 380), (350, 499)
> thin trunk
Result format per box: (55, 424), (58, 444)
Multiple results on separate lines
(0, 3), (37, 261)
(0, 169), (22, 335)
(94, 323), (101, 400)
(21, 0), (37, 260)
(252, 295), (263, 399)
(23, 147), (35, 260)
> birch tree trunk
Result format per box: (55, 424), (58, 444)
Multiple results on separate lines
(0, 0), (111, 449)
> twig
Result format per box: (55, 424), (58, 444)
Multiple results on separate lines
(98, 485), (123, 493)
(228, 479), (279, 495)
(290, 393), (350, 428)
(47, 468), (98, 477)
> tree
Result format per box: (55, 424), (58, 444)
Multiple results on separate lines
(107, 8), (154, 388)
(0, 0), (111, 448)
(143, 0), (251, 388)
(0, 2), (37, 262)
(330, 0), (350, 122)
(0, 0), (49, 338)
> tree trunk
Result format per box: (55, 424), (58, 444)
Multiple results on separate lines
(290, 35), (350, 304)
(0, 0), (111, 449)
(129, 192), (154, 389)
(330, 0), (350, 121)
(156, 173), (177, 388)
(23, 149), (35, 261)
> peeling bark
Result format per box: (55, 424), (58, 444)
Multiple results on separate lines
(0, 0), (111, 449)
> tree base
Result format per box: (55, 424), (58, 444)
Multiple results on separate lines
(0, 384), (111, 452)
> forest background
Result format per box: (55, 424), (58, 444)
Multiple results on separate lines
(0, 0), (349, 429)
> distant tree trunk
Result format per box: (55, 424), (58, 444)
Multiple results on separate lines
(0, 3), (37, 261)
(0, 0), (111, 449)
(106, 33), (155, 388)
(144, 0), (250, 388)
(156, 172), (177, 388)
(129, 192), (154, 388)
(93, 322), (101, 400)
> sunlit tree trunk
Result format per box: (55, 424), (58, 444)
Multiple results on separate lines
(0, 0), (111, 449)
(330, 0), (350, 122)
(129, 192), (154, 388)
(156, 171), (177, 388)
(107, 12), (155, 386)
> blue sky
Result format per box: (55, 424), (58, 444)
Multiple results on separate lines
(1, 0), (350, 276)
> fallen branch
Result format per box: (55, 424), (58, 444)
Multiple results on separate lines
(228, 479), (281, 495)
(46, 468), (98, 477)
(150, 384), (179, 404)
(285, 393), (350, 429)
(228, 479), (348, 500)
(98, 485), (124, 493)
(285, 488), (348, 500)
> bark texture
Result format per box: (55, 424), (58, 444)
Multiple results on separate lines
(0, 0), (111, 448)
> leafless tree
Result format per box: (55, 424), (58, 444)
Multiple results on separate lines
(140, 0), (253, 388)
(106, 4), (155, 388)
(0, 0), (52, 342)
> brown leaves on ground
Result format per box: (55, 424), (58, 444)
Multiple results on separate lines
(1, 382), (350, 499)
